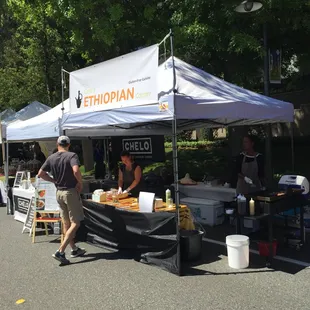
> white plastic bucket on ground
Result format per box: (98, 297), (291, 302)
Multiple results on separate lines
(226, 235), (250, 269)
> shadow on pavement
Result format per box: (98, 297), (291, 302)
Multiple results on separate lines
(181, 240), (308, 276)
(68, 250), (136, 266)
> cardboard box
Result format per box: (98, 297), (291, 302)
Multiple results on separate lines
(92, 192), (107, 203)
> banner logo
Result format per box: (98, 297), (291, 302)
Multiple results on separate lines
(159, 102), (168, 112)
(76, 91), (83, 109)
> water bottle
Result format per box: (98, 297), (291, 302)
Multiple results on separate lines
(53, 222), (60, 235)
(239, 195), (247, 215)
(165, 188), (171, 203)
(237, 194), (241, 214)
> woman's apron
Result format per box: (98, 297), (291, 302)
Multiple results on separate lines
(236, 155), (261, 195)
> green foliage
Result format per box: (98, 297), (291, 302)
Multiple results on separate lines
(80, 165), (95, 176)
(0, 0), (310, 111)
(164, 139), (227, 149)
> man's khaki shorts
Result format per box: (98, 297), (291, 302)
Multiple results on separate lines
(56, 189), (84, 223)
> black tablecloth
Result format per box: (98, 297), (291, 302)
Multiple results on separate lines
(76, 200), (180, 275)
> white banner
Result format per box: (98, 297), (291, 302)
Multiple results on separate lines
(69, 45), (159, 113)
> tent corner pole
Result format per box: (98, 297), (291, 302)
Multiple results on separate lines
(170, 28), (181, 276)
(61, 67), (65, 119)
(289, 122), (295, 172)
(5, 139), (11, 214)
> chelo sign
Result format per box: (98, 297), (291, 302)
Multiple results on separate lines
(122, 138), (152, 155)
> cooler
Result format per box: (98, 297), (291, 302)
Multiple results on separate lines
(278, 175), (309, 196)
(180, 197), (224, 226)
(278, 175), (309, 216)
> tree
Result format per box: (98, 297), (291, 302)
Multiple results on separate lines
(0, 0), (310, 112)
(168, 0), (310, 90)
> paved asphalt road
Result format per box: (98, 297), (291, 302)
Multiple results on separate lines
(1, 207), (310, 310)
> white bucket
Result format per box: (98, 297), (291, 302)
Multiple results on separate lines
(226, 235), (249, 269)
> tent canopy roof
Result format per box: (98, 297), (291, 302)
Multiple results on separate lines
(4, 101), (50, 125)
(6, 57), (294, 141)
(62, 56), (293, 134)
(6, 100), (69, 142)
(0, 108), (15, 122)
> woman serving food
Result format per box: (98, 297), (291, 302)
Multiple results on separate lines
(118, 151), (143, 198)
(236, 135), (265, 195)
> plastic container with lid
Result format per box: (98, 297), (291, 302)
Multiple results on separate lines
(226, 235), (250, 269)
(165, 188), (171, 203)
(237, 195), (247, 215)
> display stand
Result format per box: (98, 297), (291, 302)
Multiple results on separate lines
(31, 210), (63, 243)
(13, 187), (36, 223)
(31, 177), (63, 243)
(22, 196), (36, 235)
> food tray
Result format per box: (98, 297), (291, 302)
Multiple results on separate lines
(255, 192), (286, 202)
(106, 191), (129, 200)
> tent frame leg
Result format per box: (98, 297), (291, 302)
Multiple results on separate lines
(5, 140), (12, 214)
(169, 29), (181, 275)
(289, 122), (295, 172)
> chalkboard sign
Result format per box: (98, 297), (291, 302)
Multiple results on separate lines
(22, 196), (35, 235)
(14, 171), (25, 188)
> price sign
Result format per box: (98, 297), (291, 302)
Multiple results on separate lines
(14, 171), (25, 188)
(36, 178), (59, 211)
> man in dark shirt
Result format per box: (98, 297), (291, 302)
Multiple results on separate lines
(38, 136), (86, 265)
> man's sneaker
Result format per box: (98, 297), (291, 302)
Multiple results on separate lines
(52, 251), (70, 265)
(71, 247), (86, 258)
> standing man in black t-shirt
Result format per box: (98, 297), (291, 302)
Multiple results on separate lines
(38, 136), (86, 265)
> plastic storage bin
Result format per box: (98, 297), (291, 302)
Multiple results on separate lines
(180, 197), (224, 226)
(226, 235), (249, 269)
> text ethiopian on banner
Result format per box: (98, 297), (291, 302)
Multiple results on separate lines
(69, 45), (159, 113)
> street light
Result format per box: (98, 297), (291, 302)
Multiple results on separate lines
(235, 1), (273, 187)
(235, 1), (263, 13)
(234, 0), (268, 95)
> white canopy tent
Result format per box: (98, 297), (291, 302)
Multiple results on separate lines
(62, 56), (294, 135)
(60, 47), (294, 276)
(2, 101), (50, 141)
(7, 100), (69, 142)
(3, 101), (51, 215)
(3, 101), (50, 124)
(0, 108), (15, 142)
(0, 108), (15, 121)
